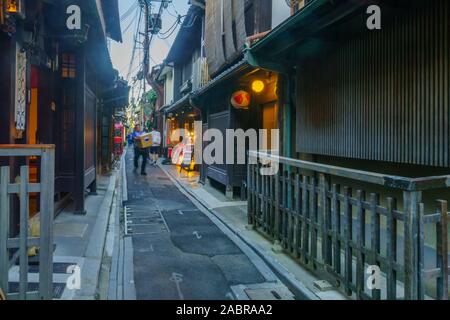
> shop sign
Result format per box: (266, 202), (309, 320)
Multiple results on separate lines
(15, 43), (27, 137)
(231, 90), (251, 109)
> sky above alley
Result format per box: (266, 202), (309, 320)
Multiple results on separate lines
(110, 0), (190, 85)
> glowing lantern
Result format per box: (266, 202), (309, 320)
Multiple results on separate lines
(6, 0), (19, 13)
(231, 90), (251, 109)
(251, 80), (265, 93)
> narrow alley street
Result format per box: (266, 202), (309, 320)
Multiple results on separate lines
(123, 150), (292, 300)
(1, 0), (449, 308)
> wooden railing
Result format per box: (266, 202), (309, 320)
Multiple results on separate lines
(0, 145), (55, 300)
(247, 151), (449, 300)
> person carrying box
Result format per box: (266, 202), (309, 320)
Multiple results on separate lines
(132, 124), (149, 176)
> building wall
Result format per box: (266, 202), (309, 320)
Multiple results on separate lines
(164, 69), (174, 106)
(0, 32), (13, 146)
(205, 0), (271, 76)
(296, 0), (450, 168)
(271, 1), (291, 29)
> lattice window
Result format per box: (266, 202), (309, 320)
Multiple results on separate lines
(61, 53), (76, 79)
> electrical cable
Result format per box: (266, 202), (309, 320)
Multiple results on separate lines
(126, 4), (143, 81)
(122, 6), (139, 35)
(120, 1), (138, 21)
(158, 14), (182, 36)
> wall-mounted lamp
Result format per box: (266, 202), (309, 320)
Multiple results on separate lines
(251, 79), (265, 94)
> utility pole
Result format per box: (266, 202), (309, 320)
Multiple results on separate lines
(142, 0), (150, 128)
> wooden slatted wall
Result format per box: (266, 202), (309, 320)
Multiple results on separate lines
(296, 0), (450, 167)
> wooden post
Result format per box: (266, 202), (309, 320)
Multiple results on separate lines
(287, 172), (295, 253)
(331, 184), (341, 275)
(355, 190), (366, 297)
(262, 171), (268, 233)
(310, 177), (317, 268)
(268, 170), (273, 234)
(301, 175), (309, 264)
(293, 173), (300, 258)
(403, 190), (422, 300)
(386, 197), (397, 300)
(320, 174), (332, 266)
(255, 163), (260, 229)
(18, 166), (29, 299)
(274, 168), (280, 242)
(343, 186), (352, 296)
(247, 162), (253, 225)
(370, 193), (381, 299)
(74, 46), (86, 215)
(39, 148), (55, 300)
(0, 167), (10, 296)
(281, 171), (287, 247)
(436, 200), (448, 300)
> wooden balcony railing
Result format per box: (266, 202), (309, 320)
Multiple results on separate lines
(247, 151), (449, 300)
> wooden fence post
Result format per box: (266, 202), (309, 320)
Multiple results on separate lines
(39, 148), (55, 300)
(436, 200), (448, 300)
(301, 176), (309, 265)
(274, 168), (281, 242)
(18, 166), (29, 300)
(343, 186), (353, 296)
(403, 190), (422, 300)
(0, 167), (10, 296)
(293, 173), (300, 258)
(355, 190), (366, 297)
(370, 193), (381, 299)
(247, 162), (253, 225)
(331, 184), (341, 275)
(320, 174), (332, 267)
(386, 197), (398, 300)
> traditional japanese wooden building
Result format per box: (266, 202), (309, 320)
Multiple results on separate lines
(158, 4), (205, 167)
(191, 0), (296, 198)
(246, 0), (450, 300)
(0, 0), (126, 220)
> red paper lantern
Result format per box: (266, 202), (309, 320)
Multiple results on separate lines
(231, 90), (251, 109)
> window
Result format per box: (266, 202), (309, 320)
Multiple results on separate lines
(61, 53), (76, 78)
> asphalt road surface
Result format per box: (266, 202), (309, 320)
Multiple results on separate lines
(124, 150), (274, 300)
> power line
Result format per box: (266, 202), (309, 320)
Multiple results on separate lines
(126, 3), (143, 81)
(122, 6), (139, 35)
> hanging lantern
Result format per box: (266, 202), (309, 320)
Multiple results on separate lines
(6, 0), (19, 13)
(231, 90), (251, 109)
(6, 0), (24, 15)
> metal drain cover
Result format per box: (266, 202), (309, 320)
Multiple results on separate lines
(127, 224), (167, 235)
(128, 217), (162, 225)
